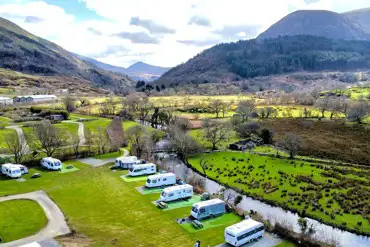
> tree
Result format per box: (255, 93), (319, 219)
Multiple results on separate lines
(209, 100), (223, 118)
(235, 122), (260, 138)
(30, 120), (66, 157)
(347, 99), (370, 124)
(64, 96), (76, 113)
(203, 119), (231, 150)
(220, 101), (232, 118)
(5, 131), (27, 163)
(278, 133), (303, 159)
(315, 98), (329, 119)
(94, 127), (111, 154)
(168, 127), (202, 161)
(260, 128), (274, 144)
(71, 135), (82, 158)
(84, 127), (94, 155)
(138, 99), (153, 123)
(126, 125), (148, 157)
(106, 117), (125, 151)
(258, 107), (277, 118)
(199, 158), (209, 178)
(236, 100), (256, 122)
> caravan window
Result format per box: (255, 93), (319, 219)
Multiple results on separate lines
(236, 226), (264, 241)
(152, 180), (157, 183)
(192, 206), (198, 213)
(147, 179), (151, 183)
(163, 178), (167, 181)
(168, 193), (174, 197)
(200, 208), (205, 213)
(161, 192), (167, 197)
(129, 168), (134, 172)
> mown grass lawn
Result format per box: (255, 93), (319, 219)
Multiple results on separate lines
(187, 152), (370, 235)
(0, 162), (241, 246)
(0, 128), (16, 151)
(0, 199), (47, 243)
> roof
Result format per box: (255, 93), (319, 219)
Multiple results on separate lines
(16, 95), (57, 99)
(148, 173), (175, 180)
(0, 97), (11, 100)
(133, 163), (155, 168)
(193, 198), (225, 208)
(225, 219), (263, 235)
(163, 184), (193, 192)
(2, 163), (22, 170)
(43, 157), (61, 162)
(116, 156), (138, 162)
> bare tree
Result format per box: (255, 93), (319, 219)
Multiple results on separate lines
(203, 119), (231, 150)
(258, 107), (277, 118)
(71, 135), (82, 158)
(138, 100), (153, 123)
(126, 125), (148, 157)
(106, 117), (125, 151)
(124, 92), (147, 112)
(278, 133), (303, 159)
(94, 127), (110, 154)
(209, 99), (223, 118)
(168, 127), (202, 161)
(315, 97), (330, 119)
(236, 100), (256, 122)
(347, 99), (370, 124)
(199, 158), (209, 178)
(5, 131), (27, 163)
(64, 96), (76, 113)
(84, 127), (95, 155)
(220, 101), (232, 118)
(29, 120), (66, 157)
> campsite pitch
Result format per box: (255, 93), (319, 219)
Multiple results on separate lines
(181, 213), (241, 233)
(60, 165), (80, 174)
(120, 174), (150, 182)
(152, 195), (202, 211)
(136, 186), (165, 195)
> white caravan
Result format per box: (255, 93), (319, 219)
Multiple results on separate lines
(129, 163), (156, 177)
(159, 184), (193, 202)
(1, 164), (27, 178)
(41, 157), (62, 171)
(115, 156), (141, 169)
(191, 198), (226, 220)
(146, 173), (176, 188)
(224, 219), (265, 246)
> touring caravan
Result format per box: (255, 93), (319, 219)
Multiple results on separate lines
(224, 219), (265, 246)
(1, 164), (25, 178)
(41, 157), (62, 171)
(115, 156), (141, 169)
(191, 198), (226, 220)
(146, 173), (176, 188)
(159, 184), (193, 202)
(129, 163), (156, 177)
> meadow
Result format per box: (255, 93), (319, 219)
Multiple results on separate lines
(187, 152), (370, 235)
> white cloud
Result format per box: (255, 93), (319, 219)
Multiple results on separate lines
(0, 0), (369, 68)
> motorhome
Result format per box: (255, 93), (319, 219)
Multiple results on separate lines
(115, 156), (141, 169)
(129, 163), (156, 177)
(41, 157), (62, 171)
(146, 173), (176, 188)
(1, 164), (28, 178)
(224, 219), (265, 246)
(191, 198), (226, 220)
(159, 184), (193, 202)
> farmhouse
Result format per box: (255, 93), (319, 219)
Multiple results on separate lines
(0, 96), (13, 105)
(13, 95), (57, 103)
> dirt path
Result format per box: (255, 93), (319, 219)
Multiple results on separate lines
(63, 121), (85, 145)
(77, 149), (129, 167)
(0, 191), (70, 247)
(5, 125), (30, 153)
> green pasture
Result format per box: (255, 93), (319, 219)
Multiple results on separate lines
(188, 152), (370, 235)
(189, 129), (242, 150)
(0, 116), (12, 127)
(324, 87), (370, 100)
(0, 128), (16, 151)
(155, 195), (202, 211)
(120, 174), (150, 182)
(181, 213), (240, 233)
(0, 199), (47, 243)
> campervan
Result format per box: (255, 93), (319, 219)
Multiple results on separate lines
(115, 156), (141, 169)
(129, 163), (156, 177)
(191, 198), (226, 220)
(146, 173), (176, 188)
(1, 164), (27, 178)
(224, 219), (265, 246)
(159, 184), (193, 202)
(41, 157), (62, 171)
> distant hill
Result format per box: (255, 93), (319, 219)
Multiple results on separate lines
(343, 8), (370, 36)
(75, 55), (170, 82)
(257, 10), (368, 41)
(0, 17), (133, 93)
(156, 35), (370, 87)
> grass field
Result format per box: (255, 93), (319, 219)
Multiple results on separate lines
(181, 213), (240, 233)
(188, 152), (370, 235)
(0, 128), (16, 151)
(324, 87), (370, 100)
(0, 116), (12, 127)
(0, 199), (47, 243)
(0, 162), (245, 246)
(189, 129), (242, 150)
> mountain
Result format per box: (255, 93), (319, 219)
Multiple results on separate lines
(343, 8), (370, 36)
(73, 53), (127, 75)
(258, 10), (368, 41)
(156, 35), (370, 87)
(0, 17), (133, 93)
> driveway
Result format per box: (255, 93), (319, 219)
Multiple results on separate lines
(0, 191), (70, 247)
(78, 149), (129, 167)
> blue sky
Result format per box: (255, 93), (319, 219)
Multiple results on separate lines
(0, 0), (369, 67)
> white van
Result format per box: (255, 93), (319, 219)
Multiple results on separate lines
(129, 163), (156, 177)
(41, 157), (62, 171)
(1, 164), (23, 178)
(146, 173), (176, 188)
(191, 198), (226, 220)
(115, 156), (141, 169)
(159, 184), (193, 202)
(224, 219), (265, 246)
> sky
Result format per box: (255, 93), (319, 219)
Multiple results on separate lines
(0, 0), (369, 68)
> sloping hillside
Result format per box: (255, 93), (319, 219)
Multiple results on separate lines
(258, 10), (368, 40)
(156, 35), (370, 87)
(343, 8), (370, 35)
(0, 17), (133, 92)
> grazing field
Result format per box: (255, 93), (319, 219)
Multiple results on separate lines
(262, 119), (370, 165)
(324, 87), (370, 100)
(0, 116), (12, 127)
(0, 199), (47, 243)
(189, 129), (242, 150)
(188, 152), (370, 235)
(0, 162), (242, 246)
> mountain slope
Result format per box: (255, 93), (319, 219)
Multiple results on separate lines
(156, 35), (370, 87)
(126, 62), (171, 81)
(343, 8), (370, 36)
(0, 17), (133, 92)
(258, 10), (368, 40)
(74, 53), (127, 75)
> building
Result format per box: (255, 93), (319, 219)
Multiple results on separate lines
(13, 95), (57, 104)
(0, 97), (13, 106)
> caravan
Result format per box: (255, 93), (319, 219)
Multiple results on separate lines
(191, 199), (226, 220)
(159, 184), (193, 202)
(146, 173), (176, 188)
(115, 156), (142, 169)
(129, 163), (156, 177)
(1, 164), (28, 178)
(224, 219), (265, 246)
(41, 157), (62, 171)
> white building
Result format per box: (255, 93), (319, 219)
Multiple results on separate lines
(13, 95), (57, 104)
(0, 97), (13, 106)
